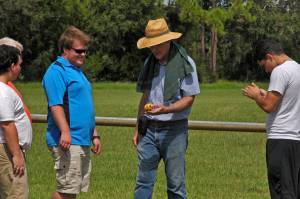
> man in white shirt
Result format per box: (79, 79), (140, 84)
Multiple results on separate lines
(0, 44), (32, 199)
(243, 39), (300, 199)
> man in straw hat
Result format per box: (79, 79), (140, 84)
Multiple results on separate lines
(133, 18), (200, 199)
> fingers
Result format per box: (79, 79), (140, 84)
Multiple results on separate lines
(12, 152), (25, 177)
(91, 144), (102, 155)
(133, 135), (138, 147)
(95, 147), (102, 155)
(242, 86), (253, 98)
(146, 107), (162, 115)
(14, 165), (25, 177)
(60, 139), (71, 150)
(13, 159), (25, 177)
(91, 137), (102, 155)
(97, 146), (102, 155)
(241, 89), (247, 96)
(251, 82), (256, 87)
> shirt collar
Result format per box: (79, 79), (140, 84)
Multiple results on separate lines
(56, 56), (81, 71)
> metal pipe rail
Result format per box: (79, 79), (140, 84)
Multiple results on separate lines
(31, 114), (266, 133)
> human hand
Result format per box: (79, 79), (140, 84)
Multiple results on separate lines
(145, 104), (166, 115)
(59, 131), (71, 150)
(250, 82), (267, 96)
(12, 151), (25, 177)
(91, 137), (102, 155)
(133, 128), (139, 147)
(242, 82), (261, 100)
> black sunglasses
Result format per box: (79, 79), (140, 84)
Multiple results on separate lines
(71, 48), (87, 54)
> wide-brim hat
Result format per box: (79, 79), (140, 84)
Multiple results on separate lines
(137, 18), (182, 49)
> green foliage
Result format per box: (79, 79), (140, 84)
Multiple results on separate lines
(1, 1), (300, 82)
(176, 0), (256, 82)
(178, 0), (254, 35)
(218, 0), (300, 80)
(85, 0), (165, 81)
(0, 0), (78, 80)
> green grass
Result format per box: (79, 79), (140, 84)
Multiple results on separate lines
(15, 80), (270, 199)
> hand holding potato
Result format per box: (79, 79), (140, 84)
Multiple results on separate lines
(144, 103), (154, 112)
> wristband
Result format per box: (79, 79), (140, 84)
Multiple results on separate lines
(92, 135), (101, 140)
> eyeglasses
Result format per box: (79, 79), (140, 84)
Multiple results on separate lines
(71, 48), (87, 54)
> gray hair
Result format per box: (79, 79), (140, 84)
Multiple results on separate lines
(0, 37), (23, 52)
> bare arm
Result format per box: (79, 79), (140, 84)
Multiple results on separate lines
(148, 95), (195, 115)
(1, 121), (25, 177)
(50, 105), (71, 149)
(242, 83), (282, 113)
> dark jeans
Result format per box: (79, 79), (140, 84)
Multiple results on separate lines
(266, 139), (300, 199)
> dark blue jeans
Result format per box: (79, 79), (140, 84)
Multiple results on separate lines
(134, 121), (188, 199)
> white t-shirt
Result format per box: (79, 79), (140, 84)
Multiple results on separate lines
(0, 82), (32, 150)
(267, 60), (300, 140)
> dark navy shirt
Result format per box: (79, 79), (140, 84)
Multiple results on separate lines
(42, 56), (95, 147)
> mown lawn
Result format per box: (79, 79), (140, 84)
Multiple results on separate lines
(16, 80), (270, 199)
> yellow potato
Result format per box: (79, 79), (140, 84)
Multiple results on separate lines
(144, 103), (154, 112)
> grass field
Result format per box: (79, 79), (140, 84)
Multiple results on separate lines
(15, 80), (270, 199)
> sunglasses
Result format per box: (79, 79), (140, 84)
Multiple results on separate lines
(71, 48), (87, 54)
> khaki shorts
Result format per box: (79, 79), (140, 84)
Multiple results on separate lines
(50, 145), (91, 194)
(0, 143), (28, 199)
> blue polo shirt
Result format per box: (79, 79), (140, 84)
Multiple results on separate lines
(42, 56), (95, 147)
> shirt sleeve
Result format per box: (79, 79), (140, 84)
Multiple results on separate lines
(268, 67), (288, 95)
(42, 67), (67, 107)
(180, 57), (200, 97)
(0, 96), (14, 122)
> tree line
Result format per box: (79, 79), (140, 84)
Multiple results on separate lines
(1, 0), (299, 82)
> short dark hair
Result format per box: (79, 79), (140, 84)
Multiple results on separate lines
(253, 39), (284, 61)
(0, 44), (21, 75)
(58, 26), (90, 53)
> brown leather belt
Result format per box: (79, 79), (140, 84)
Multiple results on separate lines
(147, 119), (187, 127)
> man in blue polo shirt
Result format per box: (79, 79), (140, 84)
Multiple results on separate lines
(42, 26), (102, 199)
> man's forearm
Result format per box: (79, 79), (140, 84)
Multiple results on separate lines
(253, 95), (269, 112)
(135, 92), (148, 130)
(165, 96), (195, 114)
(50, 105), (72, 149)
(253, 92), (281, 113)
(50, 105), (70, 133)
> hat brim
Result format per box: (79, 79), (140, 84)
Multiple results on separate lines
(137, 32), (182, 49)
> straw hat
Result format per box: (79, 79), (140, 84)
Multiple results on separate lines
(137, 18), (182, 49)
